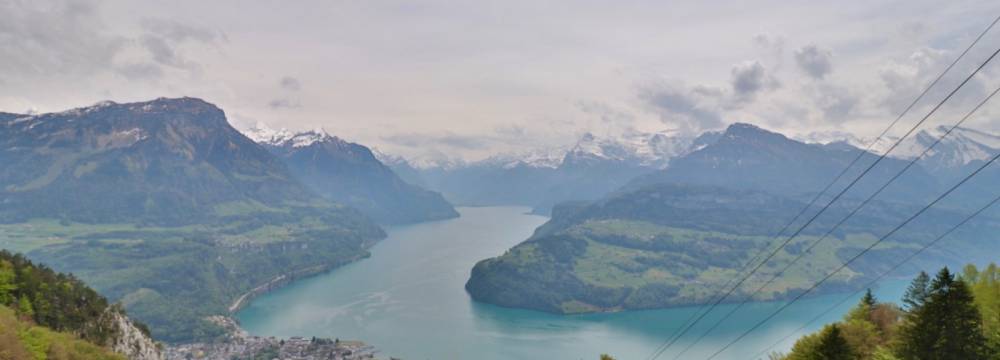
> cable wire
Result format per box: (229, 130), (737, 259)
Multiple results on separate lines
(749, 194), (1000, 360)
(705, 150), (1000, 359)
(669, 80), (1000, 360)
(648, 35), (1000, 360)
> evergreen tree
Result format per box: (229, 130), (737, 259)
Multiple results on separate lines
(862, 289), (877, 308)
(902, 271), (931, 312)
(786, 324), (855, 360)
(815, 324), (853, 360)
(846, 289), (877, 323)
(895, 267), (989, 359)
(0, 260), (15, 305)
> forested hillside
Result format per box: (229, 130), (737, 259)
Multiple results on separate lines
(466, 183), (1000, 314)
(0, 250), (158, 360)
(0, 98), (386, 343)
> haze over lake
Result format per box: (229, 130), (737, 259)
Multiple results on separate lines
(237, 206), (907, 359)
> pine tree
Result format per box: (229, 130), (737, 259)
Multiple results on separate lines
(902, 271), (931, 312)
(845, 289), (877, 323)
(895, 267), (989, 359)
(815, 324), (853, 360)
(862, 289), (877, 308)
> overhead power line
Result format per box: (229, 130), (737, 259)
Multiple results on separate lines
(749, 194), (1000, 360)
(647, 22), (1000, 359)
(705, 150), (1000, 360)
(669, 79), (1000, 360)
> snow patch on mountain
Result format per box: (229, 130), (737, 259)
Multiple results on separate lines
(801, 125), (998, 167)
(477, 147), (568, 169)
(241, 121), (340, 148)
(564, 131), (695, 169)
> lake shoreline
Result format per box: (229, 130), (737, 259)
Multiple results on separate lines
(226, 236), (383, 315)
(235, 206), (905, 360)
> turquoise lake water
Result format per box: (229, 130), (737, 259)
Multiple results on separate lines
(237, 206), (908, 360)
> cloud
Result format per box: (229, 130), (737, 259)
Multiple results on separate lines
(280, 76), (302, 91)
(268, 98), (302, 109)
(494, 123), (527, 137)
(639, 81), (726, 133)
(873, 47), (992, 115)
(0, 0), (125, 78)
(382, 132), (487, 150)
(115, 62), (163, 80)
(752, 33), (786, 69)
(730, 61), (778, 99)
(133, 18), (220, 73)
(575, 100), (635, 126)
(139, 18), (219, 44)
(794, 45), (833, 79)
(813, 83), (859, 121)
(0, 1), (223, 83)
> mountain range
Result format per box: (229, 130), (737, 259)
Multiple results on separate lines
(802, 125), (1000, 178)
(0, 98), (328, 225)
(401, 131), (700, 213)
(465, 122), (1000, 314)
(389, 123), (998, 214)
(2, 96), (997, 342)
(243, 123), (458, 224)
(0, 98), (386, 343)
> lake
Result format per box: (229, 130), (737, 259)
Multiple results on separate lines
(237, 206), (908, 360)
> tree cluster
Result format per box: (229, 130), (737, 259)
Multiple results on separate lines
(777, 267), (994, 360)
(0, 250), (134, 346)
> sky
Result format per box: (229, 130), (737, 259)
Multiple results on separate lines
(3, 0), (1000, 163)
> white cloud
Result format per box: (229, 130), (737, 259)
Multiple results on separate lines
(2, 0), (999, 162)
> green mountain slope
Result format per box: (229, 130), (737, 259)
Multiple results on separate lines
(0, 305), (124, 360)
(249, 127), (459, 224)
(0, 250), (156, 360)
(466, 183), (1000, 314)
(0, 98), (385, 343)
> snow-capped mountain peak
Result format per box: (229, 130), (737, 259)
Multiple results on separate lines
(477, 147), (568, 169)
(241, 122), (338, 148)
(801, 125), (998, 168)
(564, 130), (694, 169)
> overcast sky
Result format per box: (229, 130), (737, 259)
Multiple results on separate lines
(3, 0), (1000, 162)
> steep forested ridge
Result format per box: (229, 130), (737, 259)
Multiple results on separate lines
(0, 98), (386, 343)
(0, 250), (155, 360)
